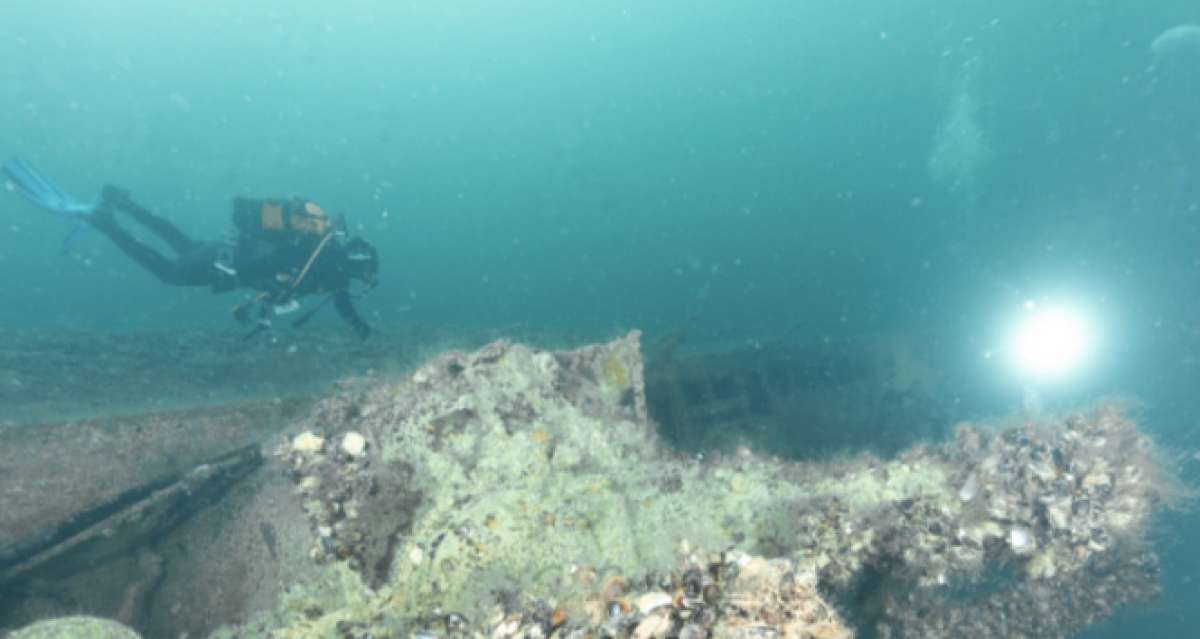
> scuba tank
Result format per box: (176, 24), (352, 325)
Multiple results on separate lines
(232, 197), (334, 242)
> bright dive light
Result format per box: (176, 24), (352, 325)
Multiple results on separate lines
(1011, 302), (1093, 380)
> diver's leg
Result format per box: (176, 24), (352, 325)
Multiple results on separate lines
(100, 185), (198, 255)
(170, 242), (226, 287)
(88, 209), (196, 286)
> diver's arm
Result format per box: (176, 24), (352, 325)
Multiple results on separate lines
(333, 289), (371, 339)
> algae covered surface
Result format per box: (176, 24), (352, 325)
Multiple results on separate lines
(7, 616), (140, 639)
(1, 331), (1184, 639)
(219, 332), (1175, 639)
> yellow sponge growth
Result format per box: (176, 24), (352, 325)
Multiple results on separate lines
(602, 353), (629, 389)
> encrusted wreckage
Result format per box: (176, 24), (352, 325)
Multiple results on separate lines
(4, 331), (1183, 638)
(246, 331), (1177, 639)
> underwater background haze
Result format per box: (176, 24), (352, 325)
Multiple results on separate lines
(2, 1), (1200, 637)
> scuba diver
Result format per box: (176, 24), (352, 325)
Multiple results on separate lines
(2, 158), (378, 339)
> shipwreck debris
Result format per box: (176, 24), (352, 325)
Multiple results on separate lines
(0, 445), (262, 591)
(260, 332), (1179, 639)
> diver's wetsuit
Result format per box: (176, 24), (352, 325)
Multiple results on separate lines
(90, 189), (224, 286)
(91, 186), (372, 338)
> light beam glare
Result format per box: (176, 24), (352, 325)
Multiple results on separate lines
(1010, 301), (1094, 381)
